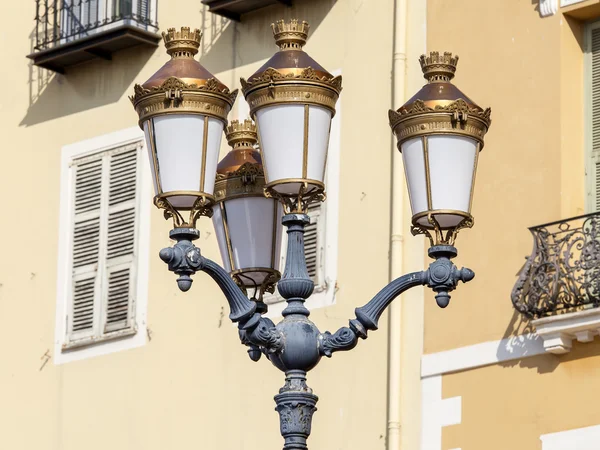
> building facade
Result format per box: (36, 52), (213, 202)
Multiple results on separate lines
(4, 0), (600, 449)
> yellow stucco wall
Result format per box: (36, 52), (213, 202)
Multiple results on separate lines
(424, 0), (586, 354)
(0, 0), (418, 448)
(442, 342), (600, 450)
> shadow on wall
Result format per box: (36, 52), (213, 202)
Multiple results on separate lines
(20, 0), (336, 127)
(197, 0), (337, 76)
(20, 27), (156, 128)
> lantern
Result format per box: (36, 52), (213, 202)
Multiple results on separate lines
(212, 119), (283, 309)
(389, 52), (492, 246)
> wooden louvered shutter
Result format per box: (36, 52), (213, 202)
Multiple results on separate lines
(591, 26), (600, 212)
(66, 143), (140, 346)
(305, 203), (325, 289)
(70, 154), (103, 341)
(104, 147), (138, 333)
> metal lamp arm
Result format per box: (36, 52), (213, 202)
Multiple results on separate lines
(319, 247), (475, 358)
(319, 271), (425, 357)
(158, 228), (283, 356)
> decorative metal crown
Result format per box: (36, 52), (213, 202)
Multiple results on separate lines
(162, 27), (202, 58)
(272, 19), (310, 50)
(420, 51), (459, 82)
(226, 119), (258, 149)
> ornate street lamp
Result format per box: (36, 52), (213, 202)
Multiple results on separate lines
(130, 21), (491, 450)
(240, 19), (342, 213)
(130, 27), (238, 230)
(212, 119), (283, 312)
(389, 52), (491, 248)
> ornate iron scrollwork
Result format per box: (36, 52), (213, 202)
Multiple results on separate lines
(511, 212), (600, 319)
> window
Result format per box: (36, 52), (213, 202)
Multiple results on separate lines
(586, 21), (600, 212)
(264, 70), (341, 316)
(55, 128), (151, 364)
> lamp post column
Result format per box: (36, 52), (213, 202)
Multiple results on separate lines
(273, 213), (319, 450)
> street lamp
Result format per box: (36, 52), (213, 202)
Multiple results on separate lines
(131, 22), (491, 450)
(212, 119), (283, 312)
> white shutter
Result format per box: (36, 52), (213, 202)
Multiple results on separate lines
(69, 154), (103, 341)
(305, 203), (325, 289)
(589, 26), (600, 212)
(104, 148), (138, 333)
(65, 143), (140, 347)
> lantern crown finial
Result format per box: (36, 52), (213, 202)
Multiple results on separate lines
(419, 51), (459, 83)
(162, 27), (202, 58)
(271, 19), (310, 50)
(226, 119), (258, 149)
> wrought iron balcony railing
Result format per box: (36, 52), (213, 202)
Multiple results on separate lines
(29, 0), (160, 72)
(512, 212), (600, 319)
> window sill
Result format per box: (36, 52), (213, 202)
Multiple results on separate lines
(62, 327), (137, 351)
(532, 307), (600, 354)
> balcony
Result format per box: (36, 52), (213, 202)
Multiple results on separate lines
(512, 212), (600, 353)
(27, 0), (161, 73)
(202, 0), (292, 21)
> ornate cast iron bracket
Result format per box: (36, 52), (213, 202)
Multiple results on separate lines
(159, 214), (474, 450)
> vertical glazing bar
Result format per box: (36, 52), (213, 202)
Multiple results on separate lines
(302, 105), (309, 179)
(255, 119), (269, 183)
(149, 119), (163, 194)
(270, 199), (278, 268)
(78, 0), (83, 34)
(200, 116), (209, 193)
(35, 0), (40, 49)
(423, 136), (433, 210)
(468, 142), (481, 213)
(44, 0), (49, 45)
(220, 203), (236, 271)
(53, 0), (58, 42)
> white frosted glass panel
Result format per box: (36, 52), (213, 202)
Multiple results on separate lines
(256, 105), (304, 188)
(402, 138), (428, 216)
(226, 197), (280, 272)
(211, 205), (232, 272)
(203, 118), (224, 195)
(143, 121), (159, 195)
(153, 114), (205, 208)
(306, 106), (332, 182)
(428, 135), (477, 227)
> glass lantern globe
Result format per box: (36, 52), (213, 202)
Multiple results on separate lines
(389, 52), (492, 246)
(212, 119), (283, 310)
(130, 27), (238, 228)
(240, 19), (342, 213)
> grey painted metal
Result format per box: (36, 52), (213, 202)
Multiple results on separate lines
(158, 214), (475, 449)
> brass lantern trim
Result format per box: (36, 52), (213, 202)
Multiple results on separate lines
(389, 51), (492, 247)
(240, 20), (342, 116)
(214, 120), (282, 303)
(240, 19), (341, 214)
(130, 27), (239, 229)
(131, 77), (238, 126)
(241, 67), (342, 115)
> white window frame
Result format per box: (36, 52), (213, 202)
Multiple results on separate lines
(585, 20), (600, 213)
(265, 69), (342, 318)
(54, 127), (151, 365)
(541, 425), (600, 449)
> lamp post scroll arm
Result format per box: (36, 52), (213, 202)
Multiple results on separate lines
(319, 271), (426, 357)
(319, 246), (476, 358)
